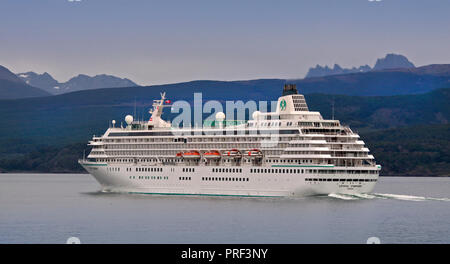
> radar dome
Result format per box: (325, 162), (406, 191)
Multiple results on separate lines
(215, 112), (225, 121)
(125, 115), (133, 125)
(112, 120), (116, 124)
(252, 111), (261, 120)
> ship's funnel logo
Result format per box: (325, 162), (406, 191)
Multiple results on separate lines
(280, 99), (287, 111)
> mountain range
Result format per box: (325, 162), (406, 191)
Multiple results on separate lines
(306, 64), (372, 78)
(0, 64), (139, 99)
(1, 53), (449, 175)
(1, 63), (450, 100)
(0, 53), (449, 101)
(16, 72), (138, 95)
(0, 70), (449, 175)
(0, 65), (50, 99)
(305, 53), (415, 78)
(295, 64), (450, 96)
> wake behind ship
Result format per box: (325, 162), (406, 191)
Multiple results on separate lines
(79, 84), (380, 197)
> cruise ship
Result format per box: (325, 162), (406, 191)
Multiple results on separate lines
(79, 84), (381, 197)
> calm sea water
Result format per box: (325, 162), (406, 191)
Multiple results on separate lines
(0, 174), (449, 244)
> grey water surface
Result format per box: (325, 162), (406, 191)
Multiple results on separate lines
(0, 174), (449, 243)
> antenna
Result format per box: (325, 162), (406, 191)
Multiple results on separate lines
(331, 97), (335, 120)
(134, 97), (137, 119)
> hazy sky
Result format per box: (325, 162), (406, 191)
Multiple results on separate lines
(1, 0), (449, 85)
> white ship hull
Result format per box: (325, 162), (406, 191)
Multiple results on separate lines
(81, 161), (378, 197)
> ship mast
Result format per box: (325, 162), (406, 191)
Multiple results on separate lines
(148, 92), (172, 128)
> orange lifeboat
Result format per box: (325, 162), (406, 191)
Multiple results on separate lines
(182, 150), (201, 159)
(222, 149), (242, 158)
(176, 152), (183, 157)
(204, 150), (221, 159)
(246, 149), (262, 157)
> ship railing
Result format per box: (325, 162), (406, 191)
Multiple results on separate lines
(202, 120), (247, 128)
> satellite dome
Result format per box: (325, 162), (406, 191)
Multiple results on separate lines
(125, 115), (133, 125)
(112, 120), (116, 124)
(215, 112), (225, 121)
(252, 111), (261, 120)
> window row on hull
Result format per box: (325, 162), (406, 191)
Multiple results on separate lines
(108, 129), (300, 137)
(305, 178), (377, 182)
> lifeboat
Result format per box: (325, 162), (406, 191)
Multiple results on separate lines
(176, 152), (183, 157)
(246, 149), (263, 157)
(222, 148), (242, 158)
(204, 150), (221, 159)
(182, 150), (201, 159)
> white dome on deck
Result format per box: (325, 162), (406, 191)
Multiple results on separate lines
(252, 111), (261, 120)
(125, 115), (133, 125)
(215, 112), (225, 121)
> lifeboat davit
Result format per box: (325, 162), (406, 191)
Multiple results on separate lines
(204, 150), (221, 159)
(182, 150), (201, 159)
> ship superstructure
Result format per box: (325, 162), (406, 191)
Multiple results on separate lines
(79, 84), (380, 196)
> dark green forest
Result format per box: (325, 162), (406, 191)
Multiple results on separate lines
(0, 87), (449, 176)
(363, 124), (450, 176)
(1, 124), (449, 176)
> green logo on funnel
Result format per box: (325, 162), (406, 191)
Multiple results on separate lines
(280, 99), (287, 111)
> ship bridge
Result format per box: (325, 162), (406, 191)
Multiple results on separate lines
(251, 84), (323, 123)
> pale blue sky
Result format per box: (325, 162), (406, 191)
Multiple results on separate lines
(1, 0), (449, 85)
